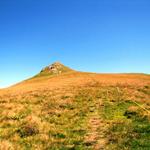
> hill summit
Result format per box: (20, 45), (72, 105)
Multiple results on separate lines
(37, 62), (74, 77)
(0, 62), (150, 149)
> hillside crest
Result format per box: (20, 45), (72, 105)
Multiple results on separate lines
(36, 62), (73, 77)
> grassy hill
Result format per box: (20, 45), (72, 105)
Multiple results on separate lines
(0, 62), (150, 149)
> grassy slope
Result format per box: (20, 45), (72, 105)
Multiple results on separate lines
(0, 70), (150, 149)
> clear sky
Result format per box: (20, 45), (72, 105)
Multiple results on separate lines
(0, 0), (150, 88)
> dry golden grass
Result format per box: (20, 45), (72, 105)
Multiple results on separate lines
(1, 72), (149, 95)
(0, 71), (149, 149)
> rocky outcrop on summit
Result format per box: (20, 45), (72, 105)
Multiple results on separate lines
(39, 62), (74, 76)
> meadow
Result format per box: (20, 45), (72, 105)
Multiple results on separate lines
(0, 63), (149, 149)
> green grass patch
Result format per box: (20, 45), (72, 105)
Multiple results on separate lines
(104, 99), (150, 150)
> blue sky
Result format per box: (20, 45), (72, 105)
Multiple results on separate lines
(0, 0), (150, 88)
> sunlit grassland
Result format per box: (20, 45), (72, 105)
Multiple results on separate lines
(0, 83), (149, 149)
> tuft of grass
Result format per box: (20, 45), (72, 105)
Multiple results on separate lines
(17, 123), (39, 138)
